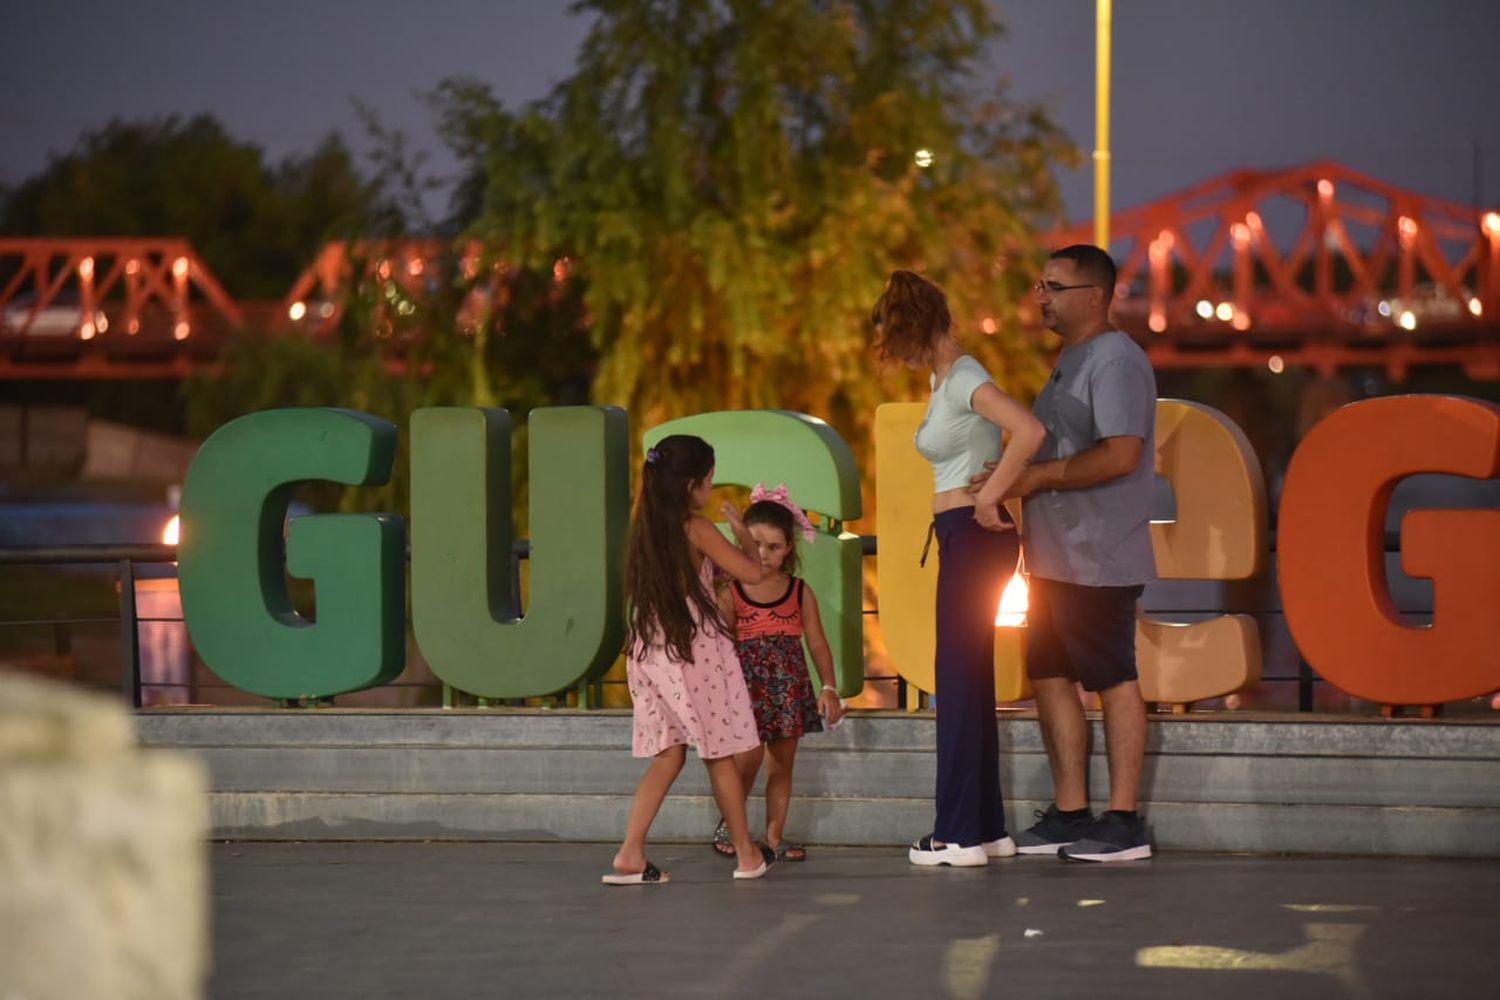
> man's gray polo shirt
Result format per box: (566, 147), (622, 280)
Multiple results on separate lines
(1022, 329), (1157, 587)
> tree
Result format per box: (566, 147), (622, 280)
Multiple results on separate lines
(2, 116), (378, 299)
(451, 0), (1075, 482)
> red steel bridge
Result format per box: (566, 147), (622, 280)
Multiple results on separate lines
(2, 161), (1497, 382)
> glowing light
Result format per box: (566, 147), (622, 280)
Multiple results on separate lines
(981, 316), (998, 335)
(162, 515), (180, 546)
(914, 148), (934, 168)
(127, 318), (140, 335)
(1245, 211), (1263, 229)
(1397, 310), (1417, 331)
(96, 315), (108, 334)
(173, 321), (191, 340)
(1231, 223), (1250, 247)
(318, 301), (335, 318)
(1215, 302), (1234, 322)
(125, 259), (141, 276)
(1077, 899), (1106, 908)
(1231, 310), (1251, 331)
(407, 258), (425, 277)
(172, 257), (189, 280)
(377, 260), (393, 281)
(1469, 297), (1483, 317)
(994, 573), (1028, 627)
(1377, 300), (1391, 317)
(1148, 313), (1167, 333)
(1195, 300), (1214, 319)
(288, 301), (307, 322)
(552, 257), (572, 282)
(1317, 178), (1334, 200)
(79, 321), (96, 340)
(1483, 212), (1500, 238)
(78, 257), (95, 280)
(1268, 355), (1285, 374)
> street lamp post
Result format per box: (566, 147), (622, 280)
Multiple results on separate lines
(1095, 0), (1112, 249)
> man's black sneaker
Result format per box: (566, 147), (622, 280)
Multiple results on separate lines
(1013, 805), (1094, 855)
(1058, 811), (1153, 862)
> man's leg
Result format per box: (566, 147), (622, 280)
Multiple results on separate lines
(1099, 679), (1147, 812)
(1032, 676), (1089, 811)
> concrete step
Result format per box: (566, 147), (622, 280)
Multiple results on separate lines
(137, 710), (1500, 858)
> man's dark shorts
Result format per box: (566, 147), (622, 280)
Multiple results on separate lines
(1025, 576), (1144, 693)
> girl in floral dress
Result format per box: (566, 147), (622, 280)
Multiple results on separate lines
(603, 435), (774, 885)
(710, 484), (844, 863)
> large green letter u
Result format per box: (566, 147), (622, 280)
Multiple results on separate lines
(410, 406), (630, 698)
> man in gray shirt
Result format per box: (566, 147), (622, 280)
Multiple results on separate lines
(1007, 244), (1156, 862)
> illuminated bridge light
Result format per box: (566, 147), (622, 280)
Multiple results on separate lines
(79, 256), (95, 280)
(174, 321), (191, 340)
(1481, 212), (1500, 238)
(1196, 300), (1214, 319)
(1398, 310), (1417, 331)
(1268, 355), (1285, 374)
(1215, 302), (1234, 322)
(1469, 297), (1483, 317)
(288, 301), (307, 322)
(1317, 178), (1334, 200)
(172, 257), (190, 280)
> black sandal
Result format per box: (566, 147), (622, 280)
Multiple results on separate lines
(769, 841), (807, 862)
(711, 818), (736, 857)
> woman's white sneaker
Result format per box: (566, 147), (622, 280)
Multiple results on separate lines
(983, 835), (1017, 858)
(908, 834), (988, 867)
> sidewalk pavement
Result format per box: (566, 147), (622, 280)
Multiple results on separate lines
(211, 842), (1500, 999)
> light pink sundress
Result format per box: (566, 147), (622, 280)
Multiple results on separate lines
(628, 559), (760, 760)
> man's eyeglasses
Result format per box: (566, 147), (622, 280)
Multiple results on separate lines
(1033, 280), (1097, 295)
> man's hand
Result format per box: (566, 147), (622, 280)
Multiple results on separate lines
(966, 461), (999, 494)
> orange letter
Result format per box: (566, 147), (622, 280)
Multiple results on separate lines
(1279, 396), (1500, 706)
(1138, 401), (1266, 707)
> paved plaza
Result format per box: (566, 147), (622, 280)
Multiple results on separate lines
(211, 842), (1499, 999)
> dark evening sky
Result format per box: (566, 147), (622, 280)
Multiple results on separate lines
(5, 1), (1499, 224)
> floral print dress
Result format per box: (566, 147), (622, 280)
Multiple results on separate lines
(731, 577), (823, 743)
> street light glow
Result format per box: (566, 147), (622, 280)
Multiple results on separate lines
(914, 148), (934, 168)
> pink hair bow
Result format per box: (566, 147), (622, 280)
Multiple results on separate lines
(749, 483), (817, 543)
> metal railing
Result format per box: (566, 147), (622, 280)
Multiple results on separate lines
(1, 536), (1337, 712)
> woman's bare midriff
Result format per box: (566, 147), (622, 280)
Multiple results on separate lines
(931, 487), (975, 514)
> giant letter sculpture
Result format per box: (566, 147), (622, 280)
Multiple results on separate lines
(1138, 400), (1266, 707)
(411, 406), (630, 699)
(1279, 396), (1500, 706)
(645, 410), (864, 696)
(178, 408), (406, 700)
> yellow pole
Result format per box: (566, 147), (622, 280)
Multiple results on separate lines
(1094, 0), (1112, 249)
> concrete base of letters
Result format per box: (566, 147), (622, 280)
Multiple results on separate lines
(136, 708), (1500, 858)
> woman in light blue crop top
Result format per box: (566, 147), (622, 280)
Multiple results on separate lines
(871, 269), (1044, 868)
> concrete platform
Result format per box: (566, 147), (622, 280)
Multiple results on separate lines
(209, 842), (1500, 1000)
(138, 709), (1500, 858)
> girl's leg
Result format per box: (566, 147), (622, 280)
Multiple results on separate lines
(704, 754), (763, 873)
(735, 744), (765, 805)
(712, 745), (765, 856)
(762, 736), (799, 848)
(613, 744), (686, 875)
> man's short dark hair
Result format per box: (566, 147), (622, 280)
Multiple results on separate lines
(1050, 244), (1117, 295)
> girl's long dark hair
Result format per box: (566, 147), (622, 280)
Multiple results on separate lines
(625, 434), (729, 662)
(743, 500), (799, 577)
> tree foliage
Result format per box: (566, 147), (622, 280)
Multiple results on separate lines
(2, 115), (379, 299)
(451, 0), (1075, 477)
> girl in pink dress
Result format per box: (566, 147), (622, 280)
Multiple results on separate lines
(603, 434), (774, 886)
